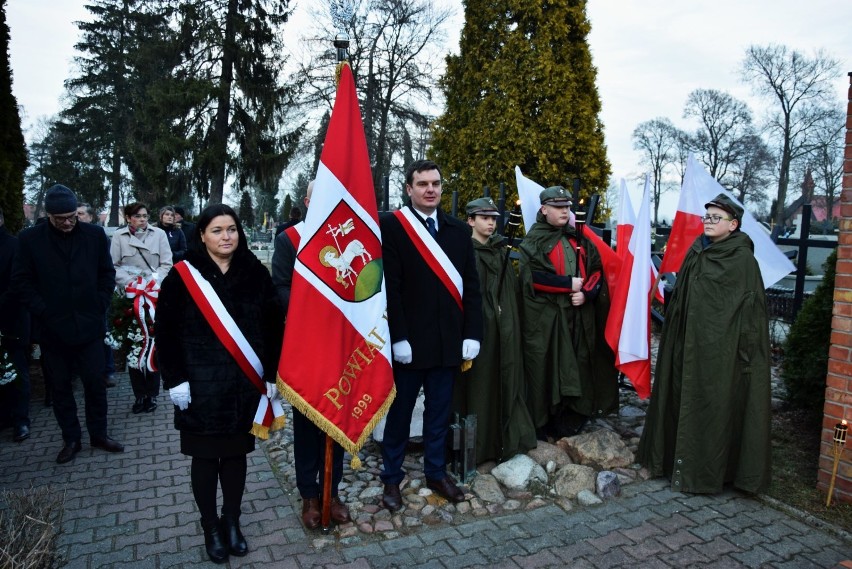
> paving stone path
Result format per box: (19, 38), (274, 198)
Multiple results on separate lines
(1, 372), (851, 568)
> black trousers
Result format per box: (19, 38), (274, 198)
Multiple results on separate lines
(128, 368), (160, 398)
(191, 455), (247, 526)
(42, 338), (107, 444)
(293, 409), (344, 499)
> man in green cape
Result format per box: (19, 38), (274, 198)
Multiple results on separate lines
(518, 187), (618, 439)
(452, 198), (537, 463)
(638, 193), (771, 494)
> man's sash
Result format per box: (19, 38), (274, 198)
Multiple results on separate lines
(174, 261), (285, 439)
(392, 208), (463, 310)
(284, 223), (302, 249)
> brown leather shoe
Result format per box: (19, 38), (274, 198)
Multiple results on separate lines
(91, 436), (125, 453)
(56, 440), (82, 464)
(382, 483), (402, 512)
(330, 496), (351, 524)
(301, 497), (320, 529)
(427, 476), (465, 503)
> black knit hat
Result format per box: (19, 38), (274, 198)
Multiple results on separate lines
(44, 184), (78, 214)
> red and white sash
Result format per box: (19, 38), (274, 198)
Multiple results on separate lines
(393, 208), (463, 310)
(174, 261), (285, 439)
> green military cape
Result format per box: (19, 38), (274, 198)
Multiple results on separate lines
(638, 231), (771, 494)
(518, 214), (618, 431)
(452, 233), (537, 463)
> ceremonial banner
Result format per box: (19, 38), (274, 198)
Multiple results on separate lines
(277, 64), (395, 465)
(660, 155), (795, 288)
(605, 178), (652, 398)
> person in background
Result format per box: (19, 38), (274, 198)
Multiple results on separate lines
(638, 193), (771, 494)
(174, 206), (196, 246)
(11, 185), (123, 463)
(378, 159), (483, 511)
(271, 180), (351, 529)
(158, 206), (188, 262)
(275, 205), (302, 237)
(518, 186), (618, 439)
(76, 203), (96, 224)
(453, 197), (536, 464)
(156, 204), (284, 563)
(110, 202), (173, 413)
(0, 208), (31, 442)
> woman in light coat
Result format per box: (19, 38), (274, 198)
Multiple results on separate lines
(110, 202), (173, 413)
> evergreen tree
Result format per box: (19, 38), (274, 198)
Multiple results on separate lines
(238, 190), (255, 228)
(280, 193), (292, 222)
(431, 0), (610, 210)
(0, 0), (27, 232)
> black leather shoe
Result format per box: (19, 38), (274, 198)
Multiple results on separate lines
(13, 425), (30, 442)
(427, 476), (465, 503)
(220, 515), (248, 557)
(104, 374), (117, 388)
(382, 483), (403, 512)
(142, 396), (157, 413)
(202, 519), (228, 564)
(132, 397), (144, 414)
(56, 441), (82, 464)
(91, 436), (125, 453)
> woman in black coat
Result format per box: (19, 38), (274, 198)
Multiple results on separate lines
(158, 206), (187, 262)
(156, 204), (283, 564)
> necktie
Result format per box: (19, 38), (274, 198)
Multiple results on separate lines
(426, 217), (437, 238)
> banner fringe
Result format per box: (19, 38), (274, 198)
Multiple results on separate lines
(277, 373), (396, 469)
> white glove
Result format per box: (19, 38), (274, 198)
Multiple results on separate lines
(462, 339), (481, 360)
(571, 277), (584, 292)
(266, 381), (280, 401)
(169, 381), (191, 410)
(392, 340), (413, 364)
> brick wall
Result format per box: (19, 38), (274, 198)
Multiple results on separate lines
(818, 72), (852, 502)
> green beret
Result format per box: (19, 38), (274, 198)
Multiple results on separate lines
(466, 197), (500, 217)
(704, 193), (744, 222)
(539, 186), (572, 207)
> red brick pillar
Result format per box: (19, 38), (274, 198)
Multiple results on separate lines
(818, 71), (852, 502)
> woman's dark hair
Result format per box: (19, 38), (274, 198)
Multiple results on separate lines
(124, 202), (148, 218)
(189, 204), (249, 259)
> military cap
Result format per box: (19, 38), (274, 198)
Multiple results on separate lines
(539, 186), (572, 207)
(466, 197), (500, 217)
(704, 193), (744, 223)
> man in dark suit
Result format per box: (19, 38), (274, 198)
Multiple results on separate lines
(379, 160), (483, 510)
(0, 208), (31, 442)
(174, 206), (196, 245)
(11, 185), (124, 463)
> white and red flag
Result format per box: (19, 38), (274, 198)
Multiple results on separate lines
(659, 155), (794, 288)
(277, 64), (395, 466)
(605, 177), (652, 398)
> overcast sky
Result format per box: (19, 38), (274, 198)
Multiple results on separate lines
(6, 0), (851, 220)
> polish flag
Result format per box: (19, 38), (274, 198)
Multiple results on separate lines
(605, 178), (652, 398)
(660, 155), (795, 288)
(277, 64), (395, 464)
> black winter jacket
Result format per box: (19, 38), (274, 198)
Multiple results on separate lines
(156, 248), (284, 436)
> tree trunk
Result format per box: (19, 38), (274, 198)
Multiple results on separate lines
(208, 0), (237, 206)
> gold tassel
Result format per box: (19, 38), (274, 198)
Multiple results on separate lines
(461, 359), (473, 373)
(250, 423), (269, 440)
(350, 455), (362, 470)
(271, 415), (286, 431)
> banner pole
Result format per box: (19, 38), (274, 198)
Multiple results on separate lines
(321, 434), (333, 531)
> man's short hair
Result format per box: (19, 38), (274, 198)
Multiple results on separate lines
(78, 202), (96, 219)
(405, 159), (441, 186)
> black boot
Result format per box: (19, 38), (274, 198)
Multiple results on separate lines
(202, 518), (228, 564)
(221, 515), (248, 556)
(132, 397), (145, 414)
(142, 396), (157, 413)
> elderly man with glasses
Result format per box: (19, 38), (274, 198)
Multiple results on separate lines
(11, 184), (124, 464)
(639, 192), (771, 495)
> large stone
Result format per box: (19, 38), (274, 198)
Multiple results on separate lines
(596, 471), (622, 499)
(471, 473), (506, 504)
(577, 489), (603, 506)
(552, 463), (596, 499)
(527, 440), (573, 469)
(491, 454), (548, 491)
(560, 429), (635, 470)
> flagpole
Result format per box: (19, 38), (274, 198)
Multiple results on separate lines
(317, 27), (353, 534)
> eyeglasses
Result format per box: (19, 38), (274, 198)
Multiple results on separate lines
(701, 214), (732, 224)
(51, 214), (78, 224)
(131, 214), (149, 219)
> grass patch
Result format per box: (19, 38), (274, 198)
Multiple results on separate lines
(0, 484), (66, 568)
(768, 404), (852, 533)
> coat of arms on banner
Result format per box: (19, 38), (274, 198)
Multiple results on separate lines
(299, 200), (383, 302)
